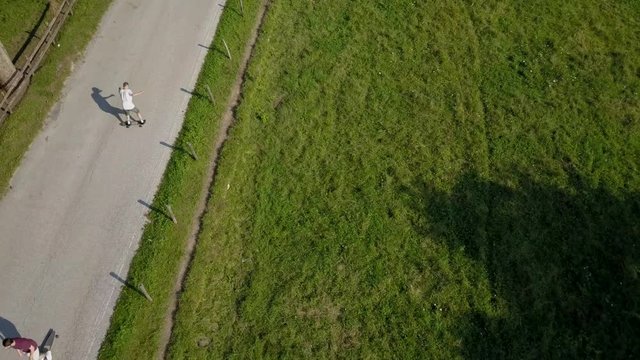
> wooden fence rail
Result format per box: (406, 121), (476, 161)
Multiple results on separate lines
(0, 0), (77, 124)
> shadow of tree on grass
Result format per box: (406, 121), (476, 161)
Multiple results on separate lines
(405, 169), (640, 358)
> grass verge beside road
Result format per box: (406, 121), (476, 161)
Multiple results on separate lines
(97, 1), (262, 358)
(0, 0), (113, 196)
(168, 1), (640, 358)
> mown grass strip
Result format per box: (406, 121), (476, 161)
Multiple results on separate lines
(168, 0), (640, 359)
(158, 1), (270, 358)
(0, 0), (113, 196)
(97, 1), (262, 358)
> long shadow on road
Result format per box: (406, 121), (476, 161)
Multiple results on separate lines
(91, 87), (125, 125)
(0, 316), (20, 340)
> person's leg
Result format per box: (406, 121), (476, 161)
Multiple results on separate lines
(124, 109), (132, 125)
(134, 108), (144, 123)
(30, 348), (40, 360)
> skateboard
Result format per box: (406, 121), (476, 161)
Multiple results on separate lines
(124, 119), (145, 128)
(42, 328), (56, 357)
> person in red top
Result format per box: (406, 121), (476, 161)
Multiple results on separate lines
(2, 338), (52, 360)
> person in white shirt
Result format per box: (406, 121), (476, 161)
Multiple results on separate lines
(119, 82), (146, 127)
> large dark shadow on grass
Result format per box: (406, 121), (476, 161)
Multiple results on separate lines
(404, 168), (640, 358)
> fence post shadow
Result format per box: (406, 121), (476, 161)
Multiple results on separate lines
(179, 87), (208, 101)
(137, 199), (172, 222)
(216, 3), (242, 17)
(159, 141), (187, 154)
(197, 43), (228, 58)
(13, 2), (50, 64)
(109, 272), (147, 299)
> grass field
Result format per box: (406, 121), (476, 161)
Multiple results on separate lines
(166, 0), (640, 358)
(0, 0), (112, 196)
(0, 0), (50, 62)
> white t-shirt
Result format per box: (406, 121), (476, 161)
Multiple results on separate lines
(120, 88), (135, 110)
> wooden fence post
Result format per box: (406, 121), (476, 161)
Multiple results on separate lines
(165, 204), (177, 224)
(223, 39), (231, 60)
(186, 142), (198, 160)
(205, 84), (214, 104)
(138, 283), (153, 302)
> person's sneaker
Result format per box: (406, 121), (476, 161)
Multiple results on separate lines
(126, 120), (131, 127)
(139, 119), (146, 125)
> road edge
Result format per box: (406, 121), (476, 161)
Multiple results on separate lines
(96, 1), (266, 358)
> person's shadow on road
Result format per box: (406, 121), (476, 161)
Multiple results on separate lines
(0, 316), (21, 340)
(91, 87), (125, 125)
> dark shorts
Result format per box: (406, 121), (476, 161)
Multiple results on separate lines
(124, 107), (140, 116)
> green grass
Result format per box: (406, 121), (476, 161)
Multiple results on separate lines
(0, 0), (112, 197)
(167, 0), (640, 359)
(97, 2), (263, 358)
(0, 0), (49, 59)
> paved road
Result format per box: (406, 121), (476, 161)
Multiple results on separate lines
(0, 0), (225, 358)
